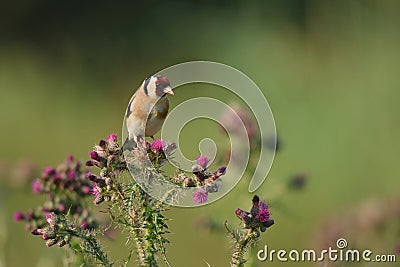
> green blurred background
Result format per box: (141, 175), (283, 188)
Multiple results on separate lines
(1, 1), (400, 266)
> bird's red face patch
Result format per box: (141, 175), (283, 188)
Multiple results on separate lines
(155, 76), (171, 96)
(156, 76), (170, 88)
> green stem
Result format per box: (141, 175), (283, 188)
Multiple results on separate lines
(225, 222), (258, 267)
(66, 229), (113, 267)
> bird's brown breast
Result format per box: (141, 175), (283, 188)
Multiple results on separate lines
(145, 96), (169, 136)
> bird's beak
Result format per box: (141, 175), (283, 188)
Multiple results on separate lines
(163, 86), (174, 95)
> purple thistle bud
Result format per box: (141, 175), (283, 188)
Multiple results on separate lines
(81, 221), (89, 229)
(42, 234), (50, 240)
(32, 179), (42, 194)
(196, 155), (209, 169)
(85, 160), (94, 166)
(43, 167), (55, 176)
(108, 133), (117, 142)
(57, 239), (67, 248)
(89, 151), (100, 160)
(193, 189), (208, 204)
(58, 204), (66, 212)
(42, 231), (56, 240)
(67, 170), (75, 180)
(252, 195), (260, 206)
(82, 186), (91, 195)
(31, 229), (42, 235)
(86, 172), (97, 181)
(235, 208), (252, 226)
(257, 208), (270, 223)
(66, 154), (74, 162)
(13, 211), (25, 222)
(92, 184), (100, 196)
(54, 173), (61, 180)
(99, 139), (106, 148)
(45, 239), (58, 247)
(235, 208), (245, 218)
(94, 195), (105, 205)
(151, 139), (164, 151)
(45, 212), (57, 227)
(216, 166), (226, 175)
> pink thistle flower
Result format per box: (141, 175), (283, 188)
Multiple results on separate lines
(258, 200), (268, 210)
(67, 170), (75, 180)
(257, 208), (270, 223)
(193, 189), (208, 204)
(235, 208), (251, 220)
(92, 184), (100, 196)
(58, 204), (66, 212)
(82, 186), (91, 195)
(235, 208), (244, 217)
(151, 139), (164, 151)
(108, 133), (117, 142)
(32, 179), (42, 194)
(196, 155), (209, 169)
(81, 221), (89, 229)
(13, 211), (25, 222)
(43, 167), (55, 176)
(45, 212), (56, 227)
(54, 172), (61, 180)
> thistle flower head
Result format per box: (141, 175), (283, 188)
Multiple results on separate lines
(196, 155), (209, 169)
(236, 195), (274, 232)
(219, 104), (259, 143)
(45, 212), (57, 227)
(151, 139), (164, 151)
(16, 154), (99, 233)
(193, 189), (208, 204)
(13, 211), (25, 222)
(43, 167), (55, 176)
(32, 179), (42, 194)
(108, 133), (117, 143)
(92, 184), (100, 196)
(257, 208), (270, 223)
(87, 133), (126, 171)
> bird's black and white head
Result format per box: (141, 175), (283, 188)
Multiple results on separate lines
(143, 75), (174, 98)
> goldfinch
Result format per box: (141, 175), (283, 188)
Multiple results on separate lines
(124, 75), (174, 149)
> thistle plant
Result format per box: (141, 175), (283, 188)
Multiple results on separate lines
(225, 195), (274, 267)
(14, 101), (278, 266)
(14, 133), (230, 266)
(14, 154), (108, 266)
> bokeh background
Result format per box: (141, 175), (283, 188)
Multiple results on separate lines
(1, 1), (400, 266)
